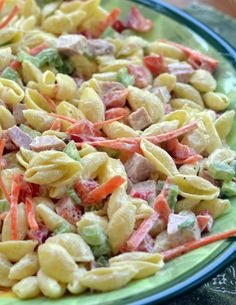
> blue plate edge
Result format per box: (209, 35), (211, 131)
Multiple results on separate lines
(127, 1), (236, 304)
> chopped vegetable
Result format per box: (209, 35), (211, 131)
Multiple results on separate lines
(0, 0), (5, 12)
(10, 174), (23, 240)
(126, 212), (159, 251)
(96, 255), (109, 267)
(25, 196), (39, 231)
(48, 113), (76, 124)
(153, 180), (171, 224)
(67, 188), (81, 205)
(178, 217), (195, 229)
(29, 42), (49, 56)
(221, 181), (236, 197)
(53, 223), (71, 235)
(83, 175), (125, 205)
(127, 5), (153, 32)
(94, 8), (121, 38)
(0, 4), (20, 29)
(0, 199), (10, 214)
(93, 116), (125, 128)
(112, 19), (126, 33)
(9, 60), (21, 71)
(143, 55), (165, 75)
(93, 242), (111, 258)
(167, 184), (179, 210)
(81, 224), (106, 246)
(50, 119), (61, 131)
(208, 162), (235, 181)
(64, 141), (80, 161)
(105, 108), (130, 120)
(117, 67), (135, 87)
(163, 229), (236, 261)
(1, 67), (19, 81)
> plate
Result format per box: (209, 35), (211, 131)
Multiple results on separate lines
(1, 0), (236, 304)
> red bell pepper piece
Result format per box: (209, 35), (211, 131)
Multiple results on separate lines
(143, 55), (165, 75)
(94, 8), (121, 37)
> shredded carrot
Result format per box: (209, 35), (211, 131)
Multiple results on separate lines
(29, 42), (49, 56)
(0, 139), (11, 205)
(50, 118), (61, 131)
(41, 94), (57, 112)
(0, 4), (20, 29)
(48, 113), (76, 124)
(94, 8), (121, 37)
(83, 175), (125, 205)
(25, 196), (39, 230)
(9, 60), (21, 71)
(175, 154), (203, 165)
(0, 0), (5, 12)
(10, 174), (22, 240)
(93, 115), (125, 128)
(105, 108), (130, 120)
(163, 229), (236, 261)
(126, 212), (159, 251)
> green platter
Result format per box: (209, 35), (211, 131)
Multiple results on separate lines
(0, 0), (236, 304)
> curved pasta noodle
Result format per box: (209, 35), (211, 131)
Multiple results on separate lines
(0, 79), (24, 106)
(67, 267), (87, 295)
(16, 148), (37, 169)
(77, 212), (108, 234)
(80, 152), (108, 179)
(215, 110), (235, 139)
(141, 139), (178, 177)
(22, 61), (43, 84)
(9, 252), (39, 280)
(98, 157), (127, 185)
(46, 233), (94, 262)
(163, 110), (188, 127)
(80, 265), (137, 291)
(24, 88), (54, 112)
(103, 121), (138, 139)
(107, 201), (136, 253)
(142, 120), (179, 137)
(173, 83), (204, 107)
(0, 105), (16, 129)
(78, 87), (105, 123)
(12, 276), (41, 300)
(25, 151), (82, 187)
(193, 198), (231, 219)
(170, 174), (220, 200)
(0, 253), (16, 287)
(148, 42), (186, 60)
(23, 109), (54, 132)
(0, 240), (38, 262)
(206, 148), (236, 167)
(127, 86), (164, 123)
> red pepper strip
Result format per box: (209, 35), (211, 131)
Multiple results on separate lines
(105, 108), (130, 120)
(163, 229), (236, 261)
(0, 139), (11, 205)
(50, 119), (61, 131)
(94, 8), (121, 38)
(83, 175), (125, 205)
(93, 115), (125, 128)
(9, 60), (21, 71)
(29, 42), (49, 56)
(112, 19), (126, 33)
(25, 196), (39, 231)
(126, 212), (159, 251)
(40, 94), (57, 112)
(10, 174), (22, 240)
(0, 0), (5, 12)
(159, 39), (219, 72)
(127, 5), (153, 33)
(175, 154), (203, 165)
(153, 191), (171, 224)
(143, 55), (165, 75)
(47, 113), (76, 124)
(0, 5), (20, 29)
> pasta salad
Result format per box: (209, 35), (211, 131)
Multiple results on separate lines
(0, 0), (235, 300)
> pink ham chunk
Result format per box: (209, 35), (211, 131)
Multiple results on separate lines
(13, 104), (26, 125)
(127, 107), (152, 130)
(167, 62), (194, 83)
(56, 34), (88, 56)
(29, 135), (66, 152)
(130, 180), (156, 202)
(150, 86), (171, 104)
(125, 153), (156, 183)
(7, 126), (32, 149)
(87, 39), (115, 56)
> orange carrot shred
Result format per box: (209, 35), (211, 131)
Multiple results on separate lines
(48, 113), (77, 124)
(0, 4), (20, 29)
(163, 229), (236, 261)
(0, 0), (5, 12)
(50, 118), (61, 131)
(94, 8), (121, 37)
(29, 42), (49, 56)
(25, 196), (39, 231)
(0, 139), (11, 205)
(93, 115), (125, 128)
(10, 174), (22, 240)
(41, 94), (57, 112)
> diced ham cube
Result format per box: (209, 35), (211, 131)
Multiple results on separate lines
(167, 62), (194, 83)
(127, 107), (152, 130)
(101, 81), (125, 95)
(29, 135), (66, 152)
(87, 39), (115, 56)
(150, 86), (171, 104)
(125, 153), (156, 183)
(1, 130), (17, 151)
(7, 126), (32, 149)
(127, 64), (153, 88)
(56, 34), (88, 56)
(167, 212), (201, 247)
(130, 180), (156, 202)
(55, 196), (82, 225)
(13, 104), (26, 125)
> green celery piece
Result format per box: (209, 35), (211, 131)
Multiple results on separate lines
(19, 124), (41, 138)
(81, 224), (106, 246)
(0, 199), (10, 214)
(178, 217), (195, 229)
(221, 181), (236, 197)
(96, 255), (109, 267)
(208, 162), (235, 181)
(53, 223), (71, 235)
(36, 48), (62, 68)
(168, 184), (179, 210)
(1, 67), (19, 81)
(229, 160), (236, 175)
(67, 189), (81, 205)
(117, 67), (135, 87)
(92, 241), (112, 258)
(60, 57), (75, 75)
(156, 180), (165, 194)
(64, 141), (80, 161)
(17, 52), (40, 67)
